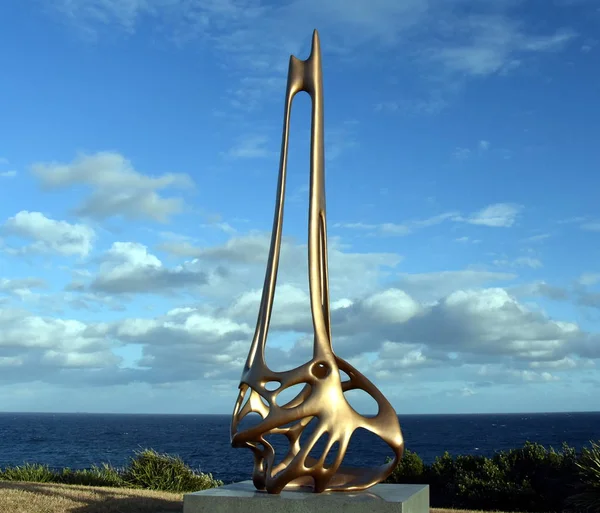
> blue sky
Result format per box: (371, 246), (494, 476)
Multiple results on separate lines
(0, 0), (599, 415)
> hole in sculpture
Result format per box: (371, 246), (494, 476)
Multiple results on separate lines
(263, 90), (312, 374)
(263, 433), (291, 469)
(277, 383), (312, 409)
(324, 441), (340, 469)
(343, 388), (380, 416)
(339, 369), (351, 383)
(298, 417), (320, 458)
(237, 412), (264, 432)
(265, 381), (281, 392)
(236, 387), (251, 415)
(311, 361), (330, 379)
(339, 427), (396, 469)
(305, 431), (329, 468)
(259, 394), (270, 408)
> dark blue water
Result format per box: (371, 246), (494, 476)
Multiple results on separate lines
(0, 412), (598, 484)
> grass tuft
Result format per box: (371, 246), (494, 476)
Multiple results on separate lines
(58, 464), (125, 488)
(0, 448), (222, 494)
(122, 449), (222, 493)
(1, 463), (55, 483)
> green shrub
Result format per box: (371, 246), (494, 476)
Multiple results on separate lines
(427, 452), (530, 510)
(386, 449), (424, 483)
(384, 441), (596, 512)
(58, 463), (125, 488)
(565, 440), (600, 513)
(0, 463), (55, 483)
(0, 448), (222, 493)
(577, 440), (600, 486)
(491, 441), (580, 512)
(121, 449), (223, 493)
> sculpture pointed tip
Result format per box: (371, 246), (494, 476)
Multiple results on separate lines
(311, 29), (321, 55)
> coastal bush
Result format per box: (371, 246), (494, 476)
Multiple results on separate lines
(565, 440), (600, 513)
(0, 463), (55, 483)
(428, 452), (526, 510)
(492, 441), (580, 511)
(58, 463), (125, 488)
(121, 449), (223, 493)
(387, 449), (424, 482)
(385, 440), (599, 512)
(0, 448), (222, 493)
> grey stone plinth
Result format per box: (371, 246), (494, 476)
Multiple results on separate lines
(183, 480), (429, 513)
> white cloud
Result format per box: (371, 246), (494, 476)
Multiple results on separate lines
(453, 140), (502, 159)
(54, 0), (153, 34)
(31, 152), (194, 222)
(0, 278), (47, 300)
(128, 286), (599, 384)
(160, 232), (273, 263)
(396, 270), (516, 302)
(525, 233), (551, 243)
(578, 273), (600, 286)
(0, 308), (121, 384)
(509, 281), (569, 302)
(0, 261), (597, 413)
(455, 236), (480, 244)
(453, 147), (471, 160)
(158, 231), (402, 300)
(335, 203), (521, 237)
(529, 357), (578, 370)
(334, 212), (459, 237)
(362, 289), (421, 324)
(0, 170), (16, 178)
(463, 203), (522, 227)
(580, 38), (597, 53)
(397, 287), (584, 364)
(2, 211), (95, 256)
(223, 135), (273, 159)
(493, 257), (543, 269)
(84, 242), (208, 294)
(476, 364), (562, 384)
(107, 307), (255, 382)
(227, 283), (314, 333)
(430, 16), (575, 76)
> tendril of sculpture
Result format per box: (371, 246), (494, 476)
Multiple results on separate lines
(230, 29), (404, 495)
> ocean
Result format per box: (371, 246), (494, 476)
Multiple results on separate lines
(0, 411), (598, 484)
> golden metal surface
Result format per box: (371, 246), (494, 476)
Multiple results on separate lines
(230, 29), (404, 495)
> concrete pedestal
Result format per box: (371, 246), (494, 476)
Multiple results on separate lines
(183, 480), (429, 513)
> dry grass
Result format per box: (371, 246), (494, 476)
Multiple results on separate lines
(0, 481), (517, 513)
(0, 481), (184, 513)
(429, 508), (516, 513)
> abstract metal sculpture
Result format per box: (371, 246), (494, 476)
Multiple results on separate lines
(231, 29), (404, 494)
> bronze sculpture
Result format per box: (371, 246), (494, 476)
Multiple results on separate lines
(230, 29), (404, 494)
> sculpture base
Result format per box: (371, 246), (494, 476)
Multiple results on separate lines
(183, 480), (429, 513)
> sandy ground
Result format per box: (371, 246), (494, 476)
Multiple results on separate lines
(0, 481), (514, 513)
